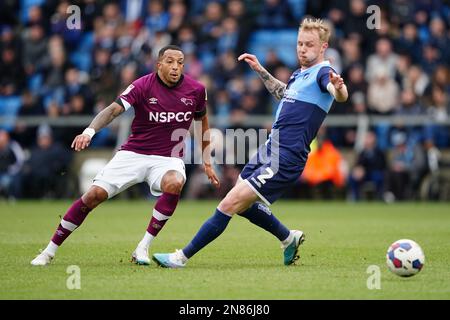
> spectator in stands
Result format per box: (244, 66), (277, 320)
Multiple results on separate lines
(421, 41), (442, 75)
(428, 16), (449, 62)
(144, 0), (169, 34)
(386, 131), (413, 201)
(213, 89), (232, 128)
(102, 2), (124, 29)
(342, 63), (367, 114)
(367, 66), (400, 114)
(27, 5), (48, 32)
(413, 9), (431, 43)
(404, 64), (430, 97)
(212, 51), (242, 89)
(396, 89), (425, 116)
(226, 0), (253, 52)
(348, 131), (386, 201)
(424, 86), (449, 147)
(80, 0), (101, 32)
(301, 127), (346, 199)
(426, 85), (449, 122)
(340, 36), (363, 70)
(111, 35), (139, 75)
(1, 25), (21, 62)
(41, 36), (72, 108)
(426, 65), (450, 96)
(21, 23), (47, 76)
(388, 0), (416, 26)
(63, 67), (93, 107)
(167, 0), (188, 38)
(395, 22), (422, 64)
(395, 53), (413, 89)
(12, 90), (45, 148)
(0, 130), (25, 199)
(175, 25), (198, 58)
(263, 49), (287, 75)
(90, 46), (117, 103)
(196, 1), (224, 53)
(19, 125), (72, 198)
(0, 46), (26, 95)
(344, 0), (371, 42)
(366, 38), (398, 82)
(217, 17), (239, 55)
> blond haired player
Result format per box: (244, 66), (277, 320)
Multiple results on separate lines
(153, 19), (348, 268)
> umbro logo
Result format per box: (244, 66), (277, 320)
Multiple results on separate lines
(180, 98), (193, 106)
(148, 97), (158, 104)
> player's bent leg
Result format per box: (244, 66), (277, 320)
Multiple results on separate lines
(81, 186), (108, 209)
(153, 182), (258, 268)
(160, 170), (185, 194)
(134, 171), (185, 265)
(217, 180), (259, 215)
(31, 186), (108, 266)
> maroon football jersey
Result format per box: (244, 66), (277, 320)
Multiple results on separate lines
(116, 73), (206, 157)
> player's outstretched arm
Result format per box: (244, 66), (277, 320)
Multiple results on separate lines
(71, 102), (125, 152)
(327, 71), (348, 103)
(197, 115), (220, 188)
(238, 53), (286, 100)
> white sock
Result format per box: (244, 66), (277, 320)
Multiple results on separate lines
(281, 231), (294, 249)
(43, 241), (58, 257)
(176, 250), (188, 263)
(138, 231), (155, 249)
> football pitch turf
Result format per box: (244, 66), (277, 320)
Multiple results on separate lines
(0, 200), (449, 300)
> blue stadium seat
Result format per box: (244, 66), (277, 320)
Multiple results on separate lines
(20, 0), (45, 24)
(287, 0), (307, 20)
(70, 32), (94, 71)
(0, 95), (22, 131)
(77, 32), (94, 52)
(27, 73), (43, 94)
(248, 30), (299, 68)
(70, 52), (92, 71)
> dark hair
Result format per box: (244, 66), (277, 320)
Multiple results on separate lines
(158, 45), (183, 59)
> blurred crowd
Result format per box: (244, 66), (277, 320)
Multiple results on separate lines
(0, 0), (449, 200)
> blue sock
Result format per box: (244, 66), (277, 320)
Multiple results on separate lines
(182, 208), (232, 259)
(238, 202), (290, 241)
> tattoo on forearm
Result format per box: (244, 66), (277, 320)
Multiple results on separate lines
(89, 104), (123, 132)
(259, 69), (287, 100)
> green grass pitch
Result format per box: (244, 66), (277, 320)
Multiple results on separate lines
(0, 200), (449, 299)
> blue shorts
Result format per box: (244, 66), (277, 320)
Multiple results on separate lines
(240, 144), (305, 205)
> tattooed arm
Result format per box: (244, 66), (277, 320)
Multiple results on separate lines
(238, 53), (286, 100)
(71, 102), (125, 151)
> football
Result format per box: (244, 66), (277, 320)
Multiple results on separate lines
(386, 239), (425, 277)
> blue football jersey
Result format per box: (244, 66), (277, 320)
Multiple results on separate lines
(268, 61), (335, 166)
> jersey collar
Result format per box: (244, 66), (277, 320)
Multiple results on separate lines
(299, 60), (330, 73)
(156, 72), (184, 89)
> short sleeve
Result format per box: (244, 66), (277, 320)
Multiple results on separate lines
(194, 87), (207, 119)
(116, 77), (145, 110)
(317, 66), (334, 93)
